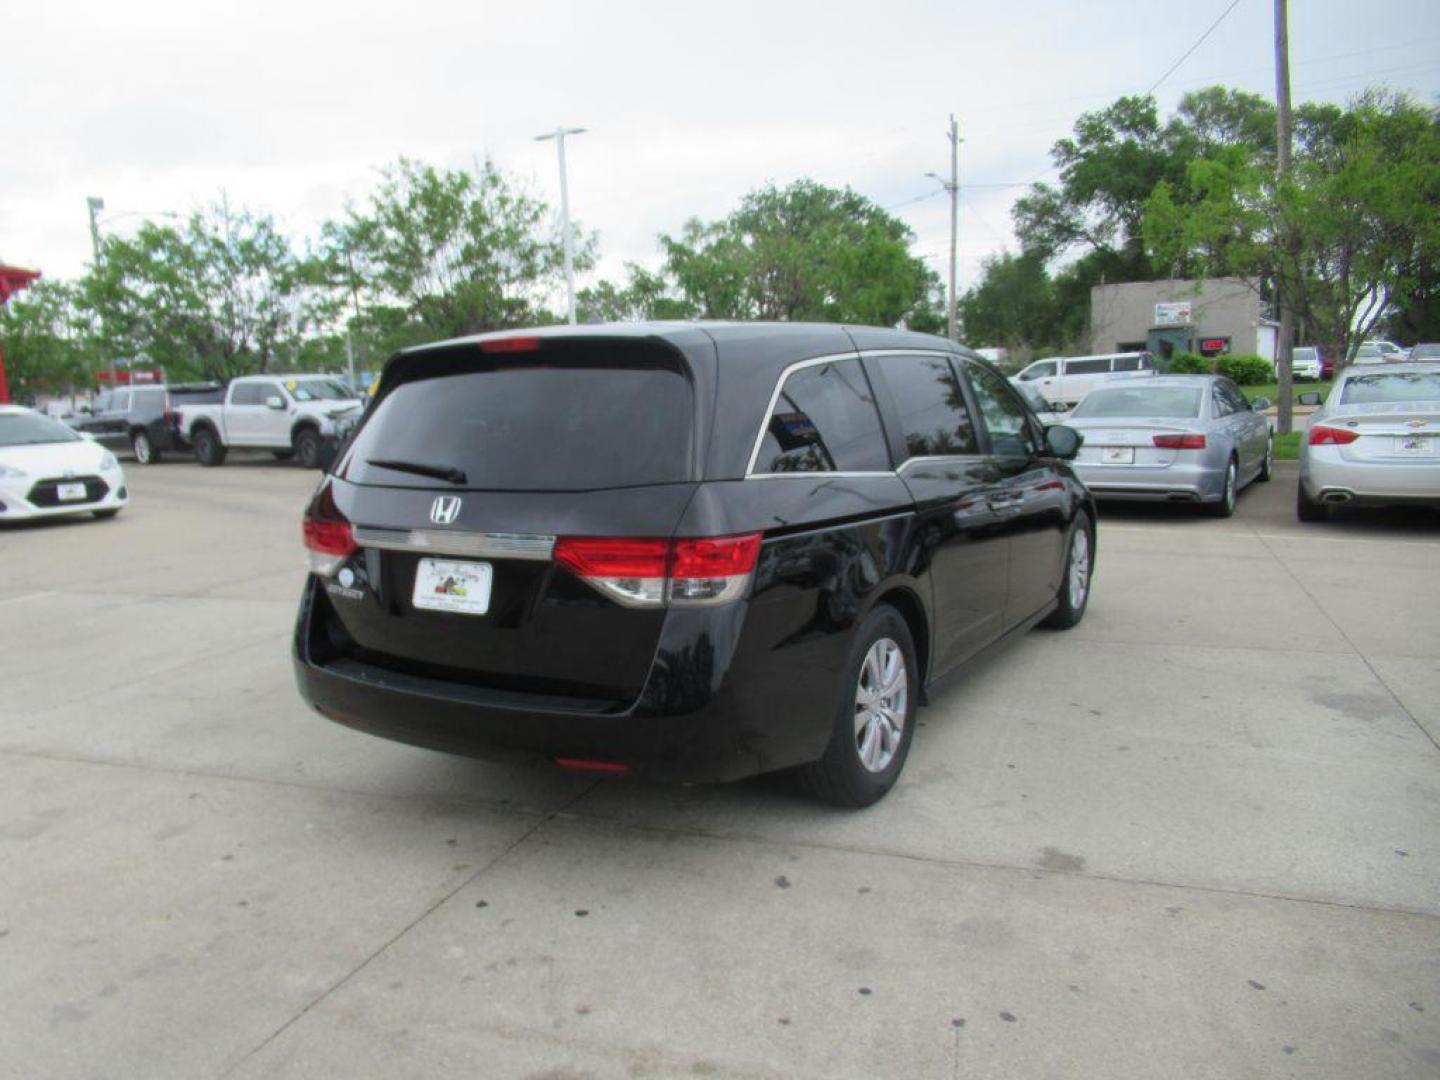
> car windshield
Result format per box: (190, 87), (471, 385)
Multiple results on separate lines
(0, 412), (83, 447)
(287, 379), (355, 402)
(1293, 348), (1317, 362)
(1071, 387), (1202, 419)
(1339, 371), (1440, 404)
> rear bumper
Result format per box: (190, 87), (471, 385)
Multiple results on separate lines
(1301, 451), (1440, 505)
(1073, 461), (1227, 503)
(292, 577), (841, 783)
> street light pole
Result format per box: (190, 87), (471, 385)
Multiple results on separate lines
(534, 126), (587, 325)
(926, 115), (962, 342)
(86, 196), (118, 388)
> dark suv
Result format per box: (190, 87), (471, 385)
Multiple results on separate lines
(294, 324), (1094, 805)
(74, 383), (224, 464)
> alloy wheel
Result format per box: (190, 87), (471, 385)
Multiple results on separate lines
(853, 637), (908, 773)
(1068, 527), (1091, 610)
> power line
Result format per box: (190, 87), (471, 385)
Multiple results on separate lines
(1145, 0), (1248, 96)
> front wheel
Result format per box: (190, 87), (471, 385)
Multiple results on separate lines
(1042, 510), (1094, 630)
(131, 430), (160, 465)
(797, 604), (918, 808)
(294, 428), (323, 470)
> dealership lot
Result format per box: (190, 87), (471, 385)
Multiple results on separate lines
(1, 459), (1437, 1079)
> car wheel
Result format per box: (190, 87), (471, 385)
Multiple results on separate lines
(1041, 510), (1094, 630)
(131, 430), (159, 465)
(193, 428), (226, 467)
(294, 428), (322, 470)
(1296, 481), (1327, 523)
(93, 509), (120, 520)
(1207, 458), (1238, 517)
(1257, 436), (1273, 482)
(797, 604), (918, 808)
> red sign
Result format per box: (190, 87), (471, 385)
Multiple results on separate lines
(1200, 339), (1227, 352)
(95, 369), (164, 385)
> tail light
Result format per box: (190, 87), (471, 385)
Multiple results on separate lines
(1153, 433), (1207, 450)
(302, 490), (356, 576)
(1308, 425), (1359, 446)
(479, 336), (541, 354)
(553, 533), (763, 608)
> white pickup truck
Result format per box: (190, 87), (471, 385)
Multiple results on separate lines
(175, 374), (363, 469)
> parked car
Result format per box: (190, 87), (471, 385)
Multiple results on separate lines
(1296, 362), (1440, 520)
(175, 375), (363, 468)
(1361, 339), (1406, 360)
(294, 324), (1095, 806)
(1010, 351), (1155, 409)
(1014, 381), (1072, 426)
(1281, 346), (1323, 380)
(1063, 376), (1272, 517)
(70, 382), (225, 464)
(1406, 343), (1440, 361)
(0, 406), (128, 522)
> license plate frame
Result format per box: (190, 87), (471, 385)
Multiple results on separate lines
(56, 481), (88, 502)
(1101, 446), (1135, 464)
(1395, 435), (1434, 456)
(412, 558), (493, 616)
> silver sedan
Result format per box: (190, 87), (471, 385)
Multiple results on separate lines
(1297, 361), (1440, 520)
(1064, 376), (1273, 517)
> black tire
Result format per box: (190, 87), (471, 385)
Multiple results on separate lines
(1296, 481), (1327, 523)
(93, 509), (120, 520)
(272, 449), (295, 461)
(1207, 457), (1238, 517)
(796, 604), (919, 809)
(1041, 509), (1094, 630)
(193, 427), (226, 467)
(1257, 435), (1273, 482)
(131, 429), (160, 465)
(294, 427), (323, 470)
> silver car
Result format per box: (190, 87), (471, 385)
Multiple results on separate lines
(1296, 361), (1440, 520)
(1065, 376), (1273, 517)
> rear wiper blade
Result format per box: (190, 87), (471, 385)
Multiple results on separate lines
(366, 458), (467, 485)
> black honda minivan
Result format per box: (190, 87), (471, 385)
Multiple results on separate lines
(294, 323), (1094, 806)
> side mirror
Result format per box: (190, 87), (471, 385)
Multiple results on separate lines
(1297, 391), (1323, 407)
(265, 395), (285, 410)
(1044, 424), (1083, 460)
(1248, 397), (1271, 412)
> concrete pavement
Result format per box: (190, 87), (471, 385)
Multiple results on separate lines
(1, 458), (1437, 1078)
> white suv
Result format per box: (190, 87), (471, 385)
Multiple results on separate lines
(1011, 352), (1155, 408)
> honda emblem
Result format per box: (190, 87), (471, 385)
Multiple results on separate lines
(429, 495), (462, 525)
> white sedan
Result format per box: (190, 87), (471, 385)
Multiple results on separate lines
(0, 405), (129, 522)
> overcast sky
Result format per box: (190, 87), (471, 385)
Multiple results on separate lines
(4, 0), (1437, 299)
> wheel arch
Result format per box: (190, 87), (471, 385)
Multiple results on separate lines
(290, 419), (321, 446)
(867, 584), (931, 696)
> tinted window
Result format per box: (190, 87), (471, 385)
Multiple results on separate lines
(755, 358), (888, 474)
(1018, 361), (1056, 381)
(1113, 355), (1141, 371)
(965, 362), (1038, 457)
(1340, 371), (1440, 404)
(346, 343), (693, 490)
(1210, 384), (1235, 417)
(1065, 358), (1112, 375)
(230, 384), (264, 406)
(1219, 381), (1250, 413)
(1072, 387), (1203, 419)
(880, 353), (978, 459)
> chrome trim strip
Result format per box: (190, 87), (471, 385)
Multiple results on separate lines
(743, 347), (960, 478)
(353, 526), (555, 560)
(745, 470), (898, 479)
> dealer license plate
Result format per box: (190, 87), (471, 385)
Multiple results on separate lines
(412, 559), (493, 616)
(57, 482), (88, 501)
(1396, 435), (1434, 456)
(1101, 446), (1135, 464)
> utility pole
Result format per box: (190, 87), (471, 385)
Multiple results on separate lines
(1274, 0), (1295, 435)
(925, 115), (961, 342)
(534, 126), (587, 324)
(87, 196), (118, 390)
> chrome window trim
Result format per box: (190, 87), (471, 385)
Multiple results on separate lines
(353, 526), (555, 561)
(744, 347), (957, 479)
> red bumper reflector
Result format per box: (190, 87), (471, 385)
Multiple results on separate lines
(554, 757), (630, 774)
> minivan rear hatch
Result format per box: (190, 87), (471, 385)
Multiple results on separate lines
(316, 335), (704, 705)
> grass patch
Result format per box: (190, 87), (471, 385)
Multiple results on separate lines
(1239, 380), (1325, 404)
(1272, 431), (1302, 460)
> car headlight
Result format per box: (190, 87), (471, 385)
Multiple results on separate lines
(0, 464), (26, 479)
(100, 451), (120, 470)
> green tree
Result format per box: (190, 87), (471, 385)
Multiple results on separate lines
(0, 279), (92, 397)
(320, 157), (585, 357)
(957, 252), (1067, 352)
(656, 180), (938, 326)
(576, 264), (695, 322)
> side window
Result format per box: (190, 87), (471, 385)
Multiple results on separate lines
(1018, 360), (1056, 381)
(231, 384), (263, 406)
(752, 358), (889, 474)
(1113, 355), (1141, 372)
(1221, 381), (1250, 413)
(964, 362), (1039, 458)
(1210, 384), (1235, 417)
(1139, 354), (1154, 370)
(1065, 357), (1112, 375)
(880, 353), (979, 460)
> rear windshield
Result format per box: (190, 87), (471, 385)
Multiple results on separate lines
(1072, 387), (1202, 419)
(342, 341), (693, 491)
(1340, 371), (1440, 404)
